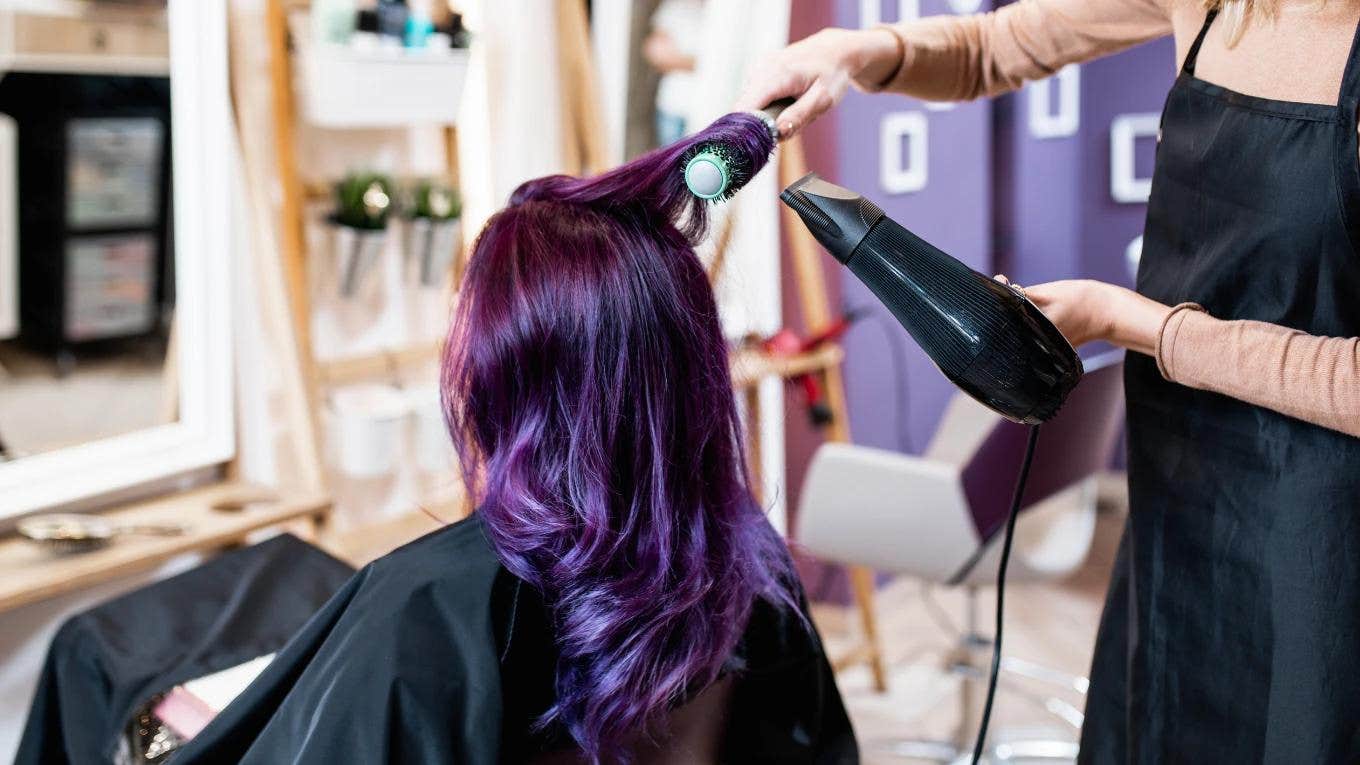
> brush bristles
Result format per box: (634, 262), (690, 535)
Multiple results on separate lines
(680, 112), (776, 203)
(507, 112), (774, 244)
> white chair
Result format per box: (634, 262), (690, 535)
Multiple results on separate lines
(797, 351), (1125, 763)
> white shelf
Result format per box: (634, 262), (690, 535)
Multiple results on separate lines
(296, 41), (470, 129)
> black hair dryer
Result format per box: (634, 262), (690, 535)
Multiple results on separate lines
(781, 173), (1082, 424)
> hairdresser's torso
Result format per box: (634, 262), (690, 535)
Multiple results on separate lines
(748, 1), (1360, 760)
(1165, 0), (1360, 109)
(1087, 0), (1360, 761)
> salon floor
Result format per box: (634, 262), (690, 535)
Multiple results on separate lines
(0, 341), (169, 458)
(811, 481), (1126, 764)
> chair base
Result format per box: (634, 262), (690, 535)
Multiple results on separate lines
(874, 732), (1079, 764)
(872, 586), (1088, 764)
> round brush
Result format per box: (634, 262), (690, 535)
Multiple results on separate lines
(682, 98), (794, 202)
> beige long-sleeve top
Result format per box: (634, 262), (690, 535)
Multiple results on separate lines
(869, 0), (1360, 438)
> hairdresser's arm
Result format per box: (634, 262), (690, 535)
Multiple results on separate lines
(739, 0), (1169, 136)
(874, 0), (1170, 101)
(1017, 279), (1360, 439)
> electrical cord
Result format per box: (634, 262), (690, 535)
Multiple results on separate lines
(846, 303), (914, 452)
(970, 424), (1041, 765)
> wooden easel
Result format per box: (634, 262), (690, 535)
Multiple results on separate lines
(253, 0), (469, 518)
(556, 0), (609, 176)
(724, 136), (889, 693)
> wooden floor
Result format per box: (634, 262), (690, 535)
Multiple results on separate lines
(815, 491), (1127, 763)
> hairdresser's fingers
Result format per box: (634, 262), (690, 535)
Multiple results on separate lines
(777, 79), (842, 138)
(1017, 280), (1113, 347)
(737, 31), (834, 111)
(1020, 282), (1061, 308)
(994, 275), (1029, 298)
(736, 62), (814, 114)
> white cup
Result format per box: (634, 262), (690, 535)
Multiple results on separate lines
(328, 384), (409, 477)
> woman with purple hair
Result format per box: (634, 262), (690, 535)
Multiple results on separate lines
(171, 113), (857, 765)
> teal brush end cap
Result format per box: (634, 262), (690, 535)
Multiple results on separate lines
(684, 151), (729, 200)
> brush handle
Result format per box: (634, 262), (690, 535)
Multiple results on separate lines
(754, 97), (796, 140)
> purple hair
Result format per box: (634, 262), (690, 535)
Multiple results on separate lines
(442, 113), (795, 761)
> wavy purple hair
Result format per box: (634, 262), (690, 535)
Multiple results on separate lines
(442, 113), (796, 761)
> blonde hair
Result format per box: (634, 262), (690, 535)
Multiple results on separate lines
(1202, 0), (1327, 44)
(1201, 0), (1269, 46)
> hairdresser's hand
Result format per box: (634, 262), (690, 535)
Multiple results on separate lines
(736, 27), (903, 138)
(995, 277), (1171, 356)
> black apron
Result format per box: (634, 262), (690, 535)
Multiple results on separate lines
(1080, 11), (1360, 763)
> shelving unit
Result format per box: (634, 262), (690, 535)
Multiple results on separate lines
(262, 0), (473, 515)
(730, 343), (844, 389)
(262, 0), (610, 525)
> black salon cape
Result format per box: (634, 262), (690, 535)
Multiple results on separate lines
(17, 534), (356, 765)
(171, 514), (858, 764)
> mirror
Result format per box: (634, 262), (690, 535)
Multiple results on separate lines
(0, 0), (233, 515)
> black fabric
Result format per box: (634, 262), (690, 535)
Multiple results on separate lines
(170, 514), (859, 764)
(1080, 11), (1360, 763)
(16, 533), (356, 765)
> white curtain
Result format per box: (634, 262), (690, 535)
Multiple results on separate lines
(456, 0), (569, 242)
(689, 0), (792, 531)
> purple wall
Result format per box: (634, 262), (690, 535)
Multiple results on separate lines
(784, 0), (844, 535)
(829, 0), (1176, 454)
(994, 38), (1175, 289)
(834, 0), (995, 454)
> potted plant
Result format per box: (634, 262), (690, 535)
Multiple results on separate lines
(330, 172), (393, 297)
(403, 179), (461, 287)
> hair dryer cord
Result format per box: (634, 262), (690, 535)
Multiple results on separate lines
(971, 424), (1042, 765)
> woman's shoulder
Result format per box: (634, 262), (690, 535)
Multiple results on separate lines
(348, 513), (504, 627)
(368, 512), (498, 578)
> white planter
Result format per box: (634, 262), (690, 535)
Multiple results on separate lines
(404, 218), (460, 287)
(332, 225), (387, 298)
(328, 384), (408, 477)
(406, 384), (453, 474)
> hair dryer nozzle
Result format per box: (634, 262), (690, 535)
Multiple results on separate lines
(780, 173), (885, 263)
(780, 174), (1082, 424)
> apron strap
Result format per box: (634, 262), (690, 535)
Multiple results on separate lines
(1336, 15), (1360, 105)
(1182, 10), (1219, 76)
(1335, 15), (1360, 260)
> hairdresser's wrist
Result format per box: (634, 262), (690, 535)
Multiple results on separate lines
(850, 27), (906, 91)
(1102, 283), (1170, 357)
